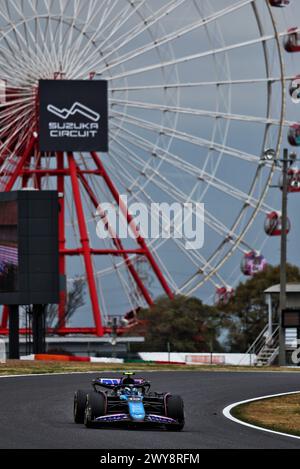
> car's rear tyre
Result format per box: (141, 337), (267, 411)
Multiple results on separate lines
(84, 392), (106, 428)
(74, 390), (88, 424)
(165, 395), (185, 431)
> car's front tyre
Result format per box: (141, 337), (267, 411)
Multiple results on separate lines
(165, 395), (185, 432)
(84, 392), (106, 428)
(74, 390), (88, 424)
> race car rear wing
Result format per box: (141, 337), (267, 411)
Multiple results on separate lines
(93, 378), (149, 389)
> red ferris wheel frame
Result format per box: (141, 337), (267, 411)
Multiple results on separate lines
(0, 133), (174, 337)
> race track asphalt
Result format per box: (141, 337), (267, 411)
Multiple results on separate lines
(0, 371), (300, 449)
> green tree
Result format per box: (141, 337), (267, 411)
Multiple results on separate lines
(220, 264), (300, 352)
(127, 295), (223, 353)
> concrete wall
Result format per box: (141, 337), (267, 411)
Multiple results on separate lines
(139, 352), (256, 366)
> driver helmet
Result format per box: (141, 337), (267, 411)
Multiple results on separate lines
(122, 377), (135, 386)
(122, 372), (135, 386)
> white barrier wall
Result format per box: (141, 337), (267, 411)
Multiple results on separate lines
(139, 352), (257, 366)
(0, 339), (6, 364)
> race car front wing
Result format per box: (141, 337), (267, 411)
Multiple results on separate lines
(95, 414), (177, 425)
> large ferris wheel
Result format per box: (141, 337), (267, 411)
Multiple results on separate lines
(0, 0), (298, 336)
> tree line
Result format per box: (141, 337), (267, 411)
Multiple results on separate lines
(126, 264), (300, 353)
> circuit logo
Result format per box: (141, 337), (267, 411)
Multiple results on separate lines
(39, 79), (108, 152)
(47, 102), (101, 139)
(47, 102), (101, 122)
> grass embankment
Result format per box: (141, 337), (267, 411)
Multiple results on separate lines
(0, 361), (187, 375)
(1, 360), (300, 376)
(232, 393), (300, 437)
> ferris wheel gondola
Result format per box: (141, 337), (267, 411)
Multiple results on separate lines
(241, 251), (267, 277)
(264, 211), (291, 237)
(288, 124), (300, 146)
(289, 75), (300, 101)
(284, 27), (300, 52)
(279, 168), (300, 192)
(215, 286), (235, 307)
(269, 0), (290, 7)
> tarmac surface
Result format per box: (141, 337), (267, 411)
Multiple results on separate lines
(1, 371), (300, 449)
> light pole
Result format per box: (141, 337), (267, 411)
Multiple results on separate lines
(263, 148), (297, 366)
(279, 148), (289, 366)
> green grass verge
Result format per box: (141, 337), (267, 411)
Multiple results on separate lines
(232, 394), (300, 437)
(1, 361), (300, 376)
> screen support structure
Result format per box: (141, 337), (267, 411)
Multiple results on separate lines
(0, 135), (174, 337)
(32, 305), (46, 354)
(8, 305), (19, 359)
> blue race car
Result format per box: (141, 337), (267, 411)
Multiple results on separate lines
(74, 372), (185, 431)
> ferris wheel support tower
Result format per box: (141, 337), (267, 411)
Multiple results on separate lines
(0, 118), (174, 337)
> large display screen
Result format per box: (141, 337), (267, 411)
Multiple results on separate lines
(0, 200), (18, 292)
(0, 191), (59, 306)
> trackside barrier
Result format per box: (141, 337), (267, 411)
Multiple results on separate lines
(35, 354), (90, 362)
(21, 352), (256, 366)
(186, 355), (226, 365)
(21, 355), (185, 365)
(139, 352), (257, 365)
(154, 361), (186, 366)
(20, 353), (256, 366)
(124, 359), (185, 366)
(34, 355), (124, 364)
(0, 339), (6, 363)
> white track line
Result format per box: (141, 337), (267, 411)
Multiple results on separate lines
(223, 391), (300, 441)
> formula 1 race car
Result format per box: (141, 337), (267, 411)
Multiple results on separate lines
(74, 373), (185, 431)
